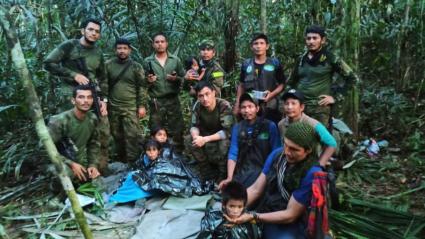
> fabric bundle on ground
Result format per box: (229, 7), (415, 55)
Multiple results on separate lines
(109, 156), (210, 203)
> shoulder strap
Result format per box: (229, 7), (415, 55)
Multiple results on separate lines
(109, 60), (133, 91)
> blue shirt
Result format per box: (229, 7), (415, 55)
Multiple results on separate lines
(262, 147), (322, 207)
(228, 120), (282, 161)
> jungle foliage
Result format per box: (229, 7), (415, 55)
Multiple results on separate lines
(0, 0), (424, 238)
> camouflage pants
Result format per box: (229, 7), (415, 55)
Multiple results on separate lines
(149, 96), (185, 152)
(109, 108), (143, 164)
(97, 115), (111, 173)
(184, 135), (229, 182)
(304, 103), (331, 127)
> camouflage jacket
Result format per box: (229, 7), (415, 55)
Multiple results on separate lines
(43, 39), (107, 98)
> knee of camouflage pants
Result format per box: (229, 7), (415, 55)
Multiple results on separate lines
(198, 140), (229, 182)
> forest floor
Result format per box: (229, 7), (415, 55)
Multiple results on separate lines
(0, 138), (424, 238)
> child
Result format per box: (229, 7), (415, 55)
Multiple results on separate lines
(150, 125), (175, 160)
(212, 181), (262, 239)
(143, 139), (162, 165)
(109, 140), (161, 203)
(185, 56), (205, 96)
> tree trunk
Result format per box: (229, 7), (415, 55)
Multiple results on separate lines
(0, 6), (93, 239)
(396, 0), (413, 90)
(224, 0), (240, 72)
(342, 0), (360, 137)
(260, 0), (267, 33)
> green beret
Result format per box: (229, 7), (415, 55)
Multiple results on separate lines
(285, 122), (318, 150)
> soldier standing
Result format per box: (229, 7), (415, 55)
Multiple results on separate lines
(105, 38), (147, 164)
(143, 33), (186, 152)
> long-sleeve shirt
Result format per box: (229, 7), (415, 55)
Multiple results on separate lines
(143, 52), (185, 98)
(105, 57), (148, 110)
(43, 39), (107, 97)
(48, 109), (100, 168)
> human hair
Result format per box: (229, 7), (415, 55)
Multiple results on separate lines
(250, 32), (269, 45)
(184, 56), (198, 71)
(305, 25), (326, 38)
(72, 84), (93, 98)
(221, 181), (247, 206)
(144, 139), (161, 151)
(152, 32), (168, 42)
(80, 18), (102, 30)
(115, 38), (131, 47)
(150, 125), (167, 137)
(194, 80), (215, 93)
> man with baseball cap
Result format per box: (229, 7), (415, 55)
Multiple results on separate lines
(219, 92), (281, 189)
(279, 89), (336, 166)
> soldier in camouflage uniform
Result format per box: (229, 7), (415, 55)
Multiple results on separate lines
(286, 25), (358, 126)
(43, 19), (110, 172)
(185, 81), (233, 182)
(105, 38), (147, 164)
(48, 85), (101, 182)
(185, 40), (225, 97)
(143, 33), (186, 152)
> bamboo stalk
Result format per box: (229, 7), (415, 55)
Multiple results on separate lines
(0, 6), (93, 239)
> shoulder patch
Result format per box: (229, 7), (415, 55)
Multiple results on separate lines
(212, 71), (224, 78)
(246, 65), (253, 73)
(264, 64), (275, 71)
(258, 131), (270, 140)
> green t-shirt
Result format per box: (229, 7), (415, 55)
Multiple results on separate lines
(191, 98), (233, 137)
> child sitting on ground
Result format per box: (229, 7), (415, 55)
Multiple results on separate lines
(213, 181), (261, 239)
(198, 181), (261, 239)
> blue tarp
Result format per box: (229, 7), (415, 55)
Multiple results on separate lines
(109, 172), (152, 203)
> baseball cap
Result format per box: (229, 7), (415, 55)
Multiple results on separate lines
(281, 89), (305, 103)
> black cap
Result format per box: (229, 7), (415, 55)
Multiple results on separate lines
(281, 89), (305, 103)
(239, 93), (259, 107)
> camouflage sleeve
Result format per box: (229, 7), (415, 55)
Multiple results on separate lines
(43, 41), (78, 83)
(97, 54), (108, 99)
(87, 120), (101, 168)
(191, 102), (200, 128)
(47, 115), (65, 143)
(48, 115), (74, 165)
(330, 53), (359, 94)
(211, 64), (225, 89)
(141, 59), (151, 87)
(219, 100), (234, 138)
(135, 63), (148, 107)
